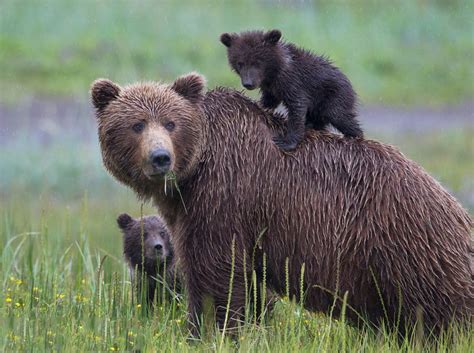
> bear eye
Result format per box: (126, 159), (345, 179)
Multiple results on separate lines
(132, 121), (145, 133)
(164, 121), (175, 132)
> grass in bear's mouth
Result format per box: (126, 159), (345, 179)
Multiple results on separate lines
(165, 171), (188, 214)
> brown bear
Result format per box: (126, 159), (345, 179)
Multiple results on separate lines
(92, 73), (473, 336)
(220, 29), (363, 150)
(117, 213), (180, 306)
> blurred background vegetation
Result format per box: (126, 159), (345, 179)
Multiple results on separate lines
(0, 1), (473, 350)
(1, 0), (473, 104)
(1, 0), (473, 255)
(1, 0), (473, 258)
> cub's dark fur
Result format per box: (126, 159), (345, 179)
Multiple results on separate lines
(117, 213), (180, 306)
(220, 29), (363, 150)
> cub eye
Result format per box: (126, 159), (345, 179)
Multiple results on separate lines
(164, 121), (175, 132)
(132, 121), (145, 133)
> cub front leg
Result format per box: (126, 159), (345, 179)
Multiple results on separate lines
(273, 101), (307, 151)
(260, 90), (280, 110)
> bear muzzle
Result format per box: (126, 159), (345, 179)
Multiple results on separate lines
(240, 68), (261, 90)
(241, 78), (257, 90)
(145, 148), (172, 178)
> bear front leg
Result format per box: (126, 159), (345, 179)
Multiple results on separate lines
(273, 101), (307, 151)
(213, 273), (247, 335)
(260, 90), (280, 110)
(186, 275), (204, 338)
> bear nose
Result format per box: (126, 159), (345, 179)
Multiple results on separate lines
(242, 81), (255, 90)
(150, 149), (171, 170)
(155, 244), (163, 251)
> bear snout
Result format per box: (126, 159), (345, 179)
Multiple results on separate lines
(149, 148), (172, 175)
(240, 68), (261, 90)
(241, 78), (257, 90)
(154, 243), (163, 257)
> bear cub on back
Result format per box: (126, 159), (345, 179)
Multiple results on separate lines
(117, 213), (180, 306)
(220, 29), (363, 150)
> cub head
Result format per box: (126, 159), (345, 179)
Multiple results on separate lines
(220, 29), (283, 90)
(91, 73), (206, 199)
(117, 213), (173, 272)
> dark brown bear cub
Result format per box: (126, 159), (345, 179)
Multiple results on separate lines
(117, 213), (180, 306)
(220, 29), (363, 150)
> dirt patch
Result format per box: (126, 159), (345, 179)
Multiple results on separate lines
(359, 100), (473, 134)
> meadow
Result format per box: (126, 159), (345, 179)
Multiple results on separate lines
(1, 0), (473, 105)
(1, 0), (473, 351)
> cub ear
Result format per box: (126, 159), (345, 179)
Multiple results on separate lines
(91, 79), (121, 112)
(171, 72), (206, 104)
(117, 213), (134, 230)
(264, 29), (282, 45)
(220, 32), (235, 47)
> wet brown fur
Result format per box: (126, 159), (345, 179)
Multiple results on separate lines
(93, 75), (473, 335)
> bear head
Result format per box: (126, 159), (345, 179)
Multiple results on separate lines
(117, 213), (173, 272)
(91, 73), (206, 199)
(220, 29), (283, 90)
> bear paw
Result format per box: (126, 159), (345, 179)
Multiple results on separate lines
(272, 135), (299, 151)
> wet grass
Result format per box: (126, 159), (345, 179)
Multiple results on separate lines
(1, 0), (473, 105)
(1, 200), (473, 352)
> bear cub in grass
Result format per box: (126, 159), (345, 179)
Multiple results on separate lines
(220, 29), (363, 150)
(117, 213), (180, 306)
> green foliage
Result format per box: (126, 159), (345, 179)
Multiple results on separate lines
(1, 197), (473, 351)
(1, 0), (473, 105)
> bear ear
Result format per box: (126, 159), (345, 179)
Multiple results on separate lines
(91, 79), (121, 112)
(264, 29), (282, 45)
(117, 213), (134, 230)
(220, 32), (235, 47)
(171, 72), (206, 104)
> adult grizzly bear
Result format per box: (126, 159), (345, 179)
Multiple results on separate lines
(91, 73), (473, 336)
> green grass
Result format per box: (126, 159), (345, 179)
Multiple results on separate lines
(1, 199), (473, 352)
(0, 128), (473, 351)
(1, 0), (473, 105)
